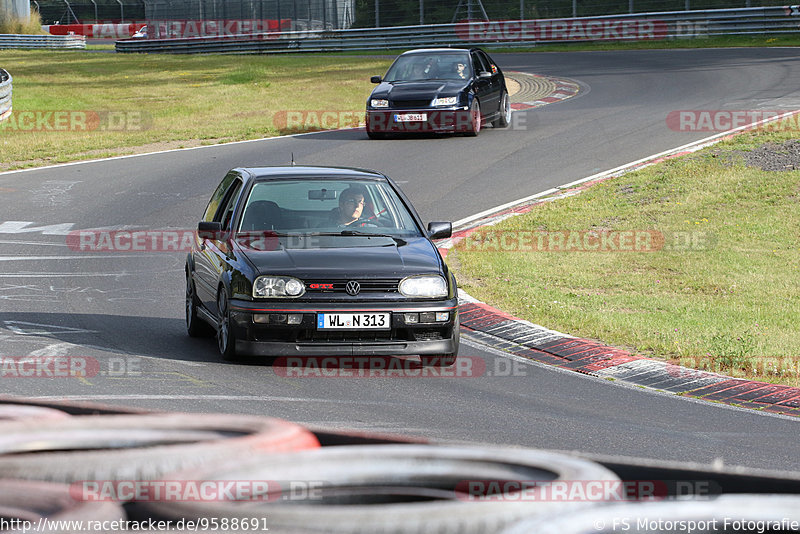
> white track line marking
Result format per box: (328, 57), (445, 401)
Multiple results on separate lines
(454, 109), (800, 229)
(26, 394), (403, 405)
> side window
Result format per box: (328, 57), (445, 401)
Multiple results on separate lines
(471, 53), (489, 76)
(217, 180), (243, 230)
(479, 51), (498, 75)
(203, 173), (236, 222)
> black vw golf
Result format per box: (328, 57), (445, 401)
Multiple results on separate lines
(186, 166), (459, 365)
(366, 47), (511, 138)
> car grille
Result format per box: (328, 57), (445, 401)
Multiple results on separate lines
(304, 279), (400, 294)
(412, 329), (444, 341)
(304, 330), (394, 342)
(391, 99), (431, 108)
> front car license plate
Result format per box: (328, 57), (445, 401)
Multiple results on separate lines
(394, 113), (427, 122)
(317, 313), (390, 330)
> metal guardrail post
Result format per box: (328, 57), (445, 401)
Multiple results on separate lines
(0, 69), (12, 124)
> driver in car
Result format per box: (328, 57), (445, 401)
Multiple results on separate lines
(331, 187), (377, 227)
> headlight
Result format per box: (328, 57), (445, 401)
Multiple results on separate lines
(370, 99), (389, 108)
(398, 275), (447, 298)
(253, 276), (305, 298)
(432, 96), (458, 107)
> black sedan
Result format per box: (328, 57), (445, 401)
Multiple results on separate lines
(186, 166), (460, 366)
(365, 47), (511, 138)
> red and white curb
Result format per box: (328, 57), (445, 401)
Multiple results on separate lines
(454, 296), (800, 417)
(510, 73), (581, 112)
(436, 109), (800, 417)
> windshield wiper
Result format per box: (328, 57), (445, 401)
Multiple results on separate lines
(304, 231), (407, 244)
(341, 230), (409, 245)
(233, 231), (293, 238)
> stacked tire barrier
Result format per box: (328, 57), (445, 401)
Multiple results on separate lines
(134, 445), (620, 533)
(0, 480), (126, 534)
(0, 68), (11, 123)
(1, 397), (799, 533)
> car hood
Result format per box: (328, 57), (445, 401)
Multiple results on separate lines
(239, 236), (443, 278)
(371, 80), (469, 101)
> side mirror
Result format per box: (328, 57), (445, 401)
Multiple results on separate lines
(370, 75), (382, 84)
(198, 221), (223, 240)
(478, 71), (492, 79)
(427, 222), (452, 240)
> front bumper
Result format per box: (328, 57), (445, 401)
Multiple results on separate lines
(366, 109), (474, 133)
(230, 298), (459, 357)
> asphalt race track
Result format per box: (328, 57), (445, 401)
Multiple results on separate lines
(1, 48), (799, 472)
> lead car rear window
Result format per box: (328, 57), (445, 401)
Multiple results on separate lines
(239, 179), (424, 237)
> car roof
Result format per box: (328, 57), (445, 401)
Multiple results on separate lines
(238, 166), (389, 182)
(401, 48), (472, 55)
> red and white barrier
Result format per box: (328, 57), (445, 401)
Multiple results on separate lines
(42, 22), (146, 39)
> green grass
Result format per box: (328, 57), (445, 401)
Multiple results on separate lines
(0, 51), (391, 170)
(451, 129), (800, 386)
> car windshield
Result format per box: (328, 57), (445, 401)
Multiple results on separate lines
(238, 179), (423, 238)
(384, 53), (473, 82)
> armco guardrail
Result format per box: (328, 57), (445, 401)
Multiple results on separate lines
(0, 34), (86, 49)
(0, 69), (11, 124)
(116, 6), (800, 54)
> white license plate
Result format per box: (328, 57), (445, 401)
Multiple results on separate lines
(394, 113), (427, 122)
(317, 313), (390, 330)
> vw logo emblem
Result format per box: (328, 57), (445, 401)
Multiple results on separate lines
(345, 281), (361, 296)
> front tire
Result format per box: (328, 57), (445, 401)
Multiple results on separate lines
(492, 91), (511, 128)
(186, 274), (212, 338)
(217, 290), (237, 361)
(465, 99), (481, 137)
